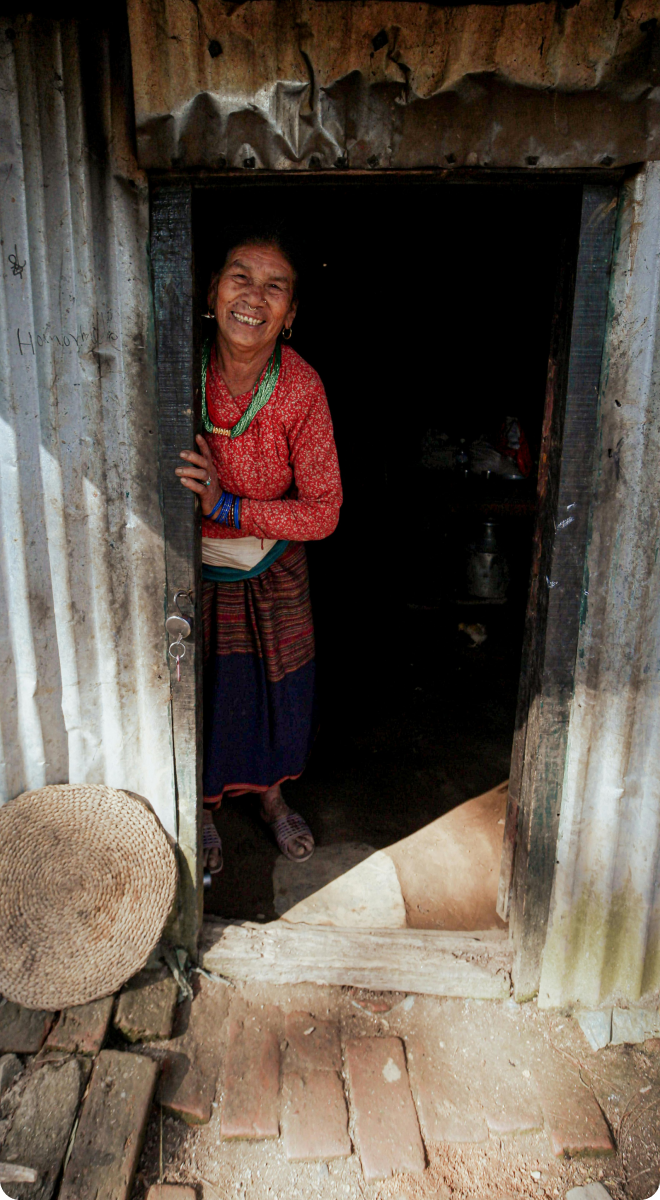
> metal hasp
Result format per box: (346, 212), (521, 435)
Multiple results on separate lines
(498, 184), (619, 1002)
(166, 589), (194, 640)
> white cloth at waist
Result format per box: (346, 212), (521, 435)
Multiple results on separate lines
(202, 535), (277, 571)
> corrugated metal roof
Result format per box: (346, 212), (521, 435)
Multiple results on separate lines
(0, 14), (177, 837)
(128, 0), (660, 170)
(540, 161), (660, 1009)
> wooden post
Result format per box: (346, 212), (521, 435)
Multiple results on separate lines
(150, 183), (202, 957)
(502, 184), (619, 1000)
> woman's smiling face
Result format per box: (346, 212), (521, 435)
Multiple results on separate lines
(211, 242), (297, 354)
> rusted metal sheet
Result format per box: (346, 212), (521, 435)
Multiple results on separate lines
(0, 15), (177, 837)
(540, 161), (660, 1009)
(128, 0), (660, 171)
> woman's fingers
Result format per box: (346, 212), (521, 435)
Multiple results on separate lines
(177, 438), (220, 510)
(196, 434), (214, 464)
(176, 465), (210, 481)
(179, 477), (208, 496)
(179, 449), (208, 469)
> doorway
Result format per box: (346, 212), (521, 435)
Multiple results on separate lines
(190, 179), (583, 927)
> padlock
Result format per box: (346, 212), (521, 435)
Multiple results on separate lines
(165, 613), (192, 639)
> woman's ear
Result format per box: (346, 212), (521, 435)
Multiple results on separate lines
(207, 271), (220, 309)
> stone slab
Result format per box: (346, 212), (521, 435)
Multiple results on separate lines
(0, 1005), (54, 1055)
(115, 968), (179, 1043)
(405, 1035), (488, 1143)
(159, 976), (228, 1126)
(0, 1057), (89, 1200)
(282, 1070), (351, 1162)
(406, 1000), (543, 1143)
(575, 1011), (613, 1053)
(611, 1008), (660, 1046)
(146, 1188), (197, 1200)
(566, 1186), (613, 1200)
(0, 1055), (23, 1097)
(344, 1037), (425, 1182)
(283, 1012), (342, 1073)
(45, 998), (114, 1056)
(533, 1061), (614, 1157)
(479, 1069), (544, 1137)
(59, 1050), (159, 1200)
(220, 1003), (280, 1139)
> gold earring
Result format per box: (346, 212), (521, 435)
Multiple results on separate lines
(282, 326), (293, 341)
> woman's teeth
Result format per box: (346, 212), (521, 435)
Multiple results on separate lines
(232, 311), (263, 326)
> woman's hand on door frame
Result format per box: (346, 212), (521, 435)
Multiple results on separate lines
(176, 435), (222, 515)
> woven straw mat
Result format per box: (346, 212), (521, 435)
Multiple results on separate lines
(0, 784), (177, 1010)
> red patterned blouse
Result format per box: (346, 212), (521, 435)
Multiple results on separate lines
(201, 344), (342, 543)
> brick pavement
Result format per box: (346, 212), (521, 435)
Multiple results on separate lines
(0, 983), (649, 1196)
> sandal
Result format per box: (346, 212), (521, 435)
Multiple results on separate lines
(268, 811), (315, 863)
(202, 812), (223, 874)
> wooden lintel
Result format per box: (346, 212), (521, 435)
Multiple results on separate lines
(200, 921), (513, 1000)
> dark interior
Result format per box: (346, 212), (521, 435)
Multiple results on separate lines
(194, 180), (582, 920)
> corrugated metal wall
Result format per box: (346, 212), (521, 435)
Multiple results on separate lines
(540, 162), (660, 1009)
(128, 0), (660, 171)
(0, 14), (177, 837)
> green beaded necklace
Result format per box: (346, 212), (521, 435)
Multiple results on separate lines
(201, 338), (281, 439)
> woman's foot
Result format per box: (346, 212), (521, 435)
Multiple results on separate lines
(260, 785), (315, 862)
(203, 807), (223, 874)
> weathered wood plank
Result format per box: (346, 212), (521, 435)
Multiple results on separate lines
(150, 183), (202, 956)
(507, 184), (619, 1000)
(497, 190), (582, 924)
(201, 921), (512, 999)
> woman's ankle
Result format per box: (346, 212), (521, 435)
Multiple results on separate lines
(260, 786), (286, 820)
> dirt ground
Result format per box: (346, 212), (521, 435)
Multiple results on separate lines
(134, 983), (660, 1200)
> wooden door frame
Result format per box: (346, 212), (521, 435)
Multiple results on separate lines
(151, 183), (203, 958)
(150, 171), (620, 990)
(497, 181), (619, 999)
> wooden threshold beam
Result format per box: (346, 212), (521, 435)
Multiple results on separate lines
(200, 921), (512, 1000)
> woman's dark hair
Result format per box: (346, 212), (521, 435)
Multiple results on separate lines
(215, 224), (302, 299)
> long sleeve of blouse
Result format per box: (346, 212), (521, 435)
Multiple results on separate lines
(240, 388), (342, 541)
(203, 346), (342, 544)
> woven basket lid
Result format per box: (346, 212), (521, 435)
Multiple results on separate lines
(0, 784), (178, 1010)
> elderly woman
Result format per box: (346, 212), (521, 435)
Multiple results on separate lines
(176, 229), (342, 873)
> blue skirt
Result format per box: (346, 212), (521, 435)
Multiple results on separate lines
(202, 542), (318, 800)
